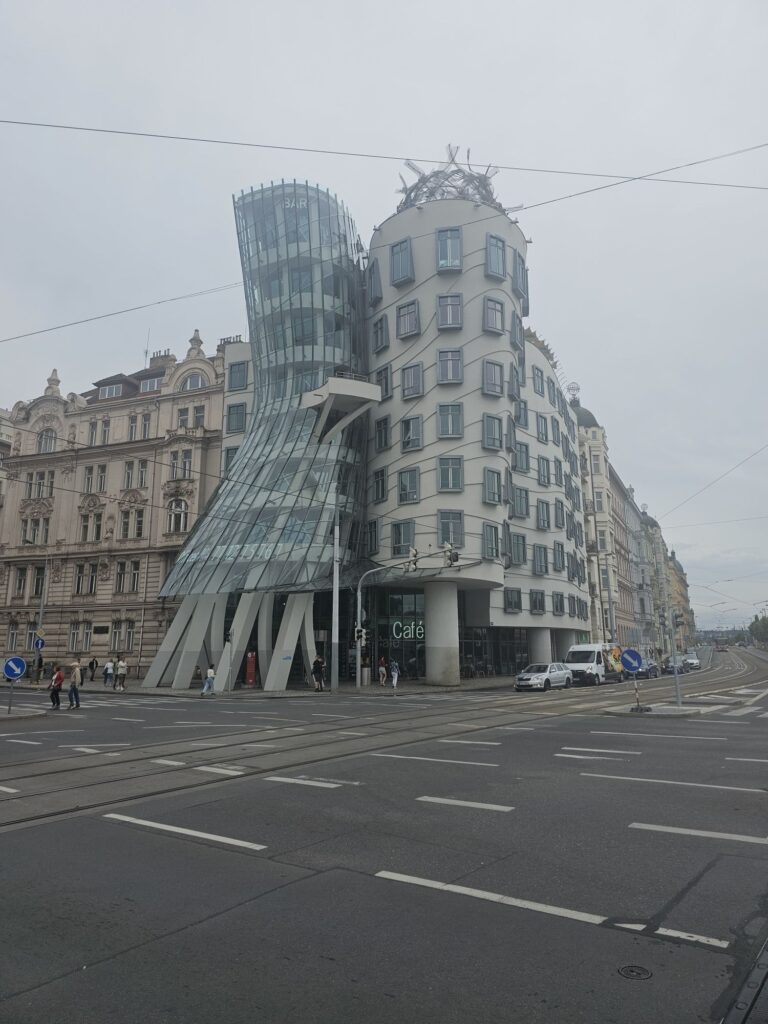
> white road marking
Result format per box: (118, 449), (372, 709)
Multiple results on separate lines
(438, 739), (501, 746)
(724, 707), (763, 717)
(655, 928), (729, 949)
(265, 776), (340, 788)
(563, 747), (642, 755)
(727, 756), (768, 764)
(498, 727), (535, 731)
(591, 731), (728, 742)
(6, 739), (42, 745)
(175, 720), (211, 724)
(59, 743), (131, 747)
(416, 796), (514, 812)
(0, 785), (19, 793)
(629, 822), (768, 845)
(112, 717), (144, 722)
(336, 731), (368, 737)
(103, 814), (266, 851)
(311, 713), (352, 718)
(370, 753), (499, 767)
(582, 773), (764, 794)
(151, 759), (187, 767)
(103, 752), (122, 757)
(555, 754), (626, 761)
(193, 766), (244, 776)
(71, 747), (101, 754)
(241, 743), (276, 749)
(616, 923), (646, 932)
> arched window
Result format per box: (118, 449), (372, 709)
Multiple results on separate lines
(167, 499), (189, 534)
(179, 373), (206, 392)
(36, 428), (56, 454)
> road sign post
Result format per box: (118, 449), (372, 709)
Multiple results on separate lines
(4, 657), (28, 715)
(33, 637), (45, 651)
(620, 648), (650, 713)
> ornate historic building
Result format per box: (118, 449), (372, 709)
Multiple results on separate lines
(0, 332), (223, 675)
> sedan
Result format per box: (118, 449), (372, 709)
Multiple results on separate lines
(683, 655), (701, 670)
(663, 657), (689, 674)
(635, 659), (660, 679)
(515, 662), (572, 692)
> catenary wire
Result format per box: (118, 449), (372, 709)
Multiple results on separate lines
(660, 441), (768, 518)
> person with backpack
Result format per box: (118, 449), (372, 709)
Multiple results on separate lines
(103, 659), (115, 689)
(48, 665), (64, 709)
(389, 657), (400, 693)
(311, 655), (326, 692)
(67, 659), (82, 709)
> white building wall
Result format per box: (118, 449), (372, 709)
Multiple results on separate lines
(220, 338), (252, 478)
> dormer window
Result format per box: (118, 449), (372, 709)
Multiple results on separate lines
(179, 373), (205, 392)
(98, 384), (123, 399)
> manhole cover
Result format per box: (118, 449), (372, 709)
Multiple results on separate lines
(618, 965), (652, 980)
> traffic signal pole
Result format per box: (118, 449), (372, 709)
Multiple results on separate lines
(355, 565), (390, 690)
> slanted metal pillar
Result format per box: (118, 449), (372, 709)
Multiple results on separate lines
(142, 596), (197, 688)
(172, 595), (217, 689)
(257, 592), (275, 686)
(263, 593), (312, 692)
(214, 592), (262, 692)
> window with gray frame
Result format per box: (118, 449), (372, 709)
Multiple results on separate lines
(514, 441), (530, 472)
(401, 415), (423, 451)
(482, 359), (504, 396)
(508, 363), (521, 399)
(505, 414), (516, 452)
(391, 239), (414, 285)
(533, 544), (549, 575)
(375, 364), (392, 398)
(532, 366), (545, 395)
(483, 297), (505, 334)
(398, 468), (420, 505)
(510, 532), (526, 565)
(437, 227), (462, 271)
(367, 259), (382, 306)
(482, 523), (500, 559)
(482, 413), (503, 450)
(372, 315), (389, 353)
(552, 592), (565, 615)
(401, 363), (423, 399)
(374, 416), (390, 451)
(530, 589), (546, 614)
(551, 417), (561, 446)
(554, 458), (563, 485)
(538, 457), (550, 486)
(515, 398), (529, 428)
(373, 467), (388, 503)
(227, 404), (246, 433)
(396, 301), (420, 338)
(437, 293), (462, 329)
(438, 456), (463, 491)
(228, 361), (248, 390)
(438, 510), (464, 547)
(504, 588), (522, 613)
(513, 486), (529, 518)
(483, 467), (502, 504)
(437, 403), (463, 438)
(512, 250), (527, 297)
(511, 310), (524, 353)
(485, 234), (506, 279)
(568, 594), (577, 617)
(547, 378), (557, 407)
(366, 520), (379, 555)
(536, 413), (549, 443)
(553, 541), (565, 571)
(224, 447), (239, 473)
(537, 500), (551, 530)
(437, 349), (463, 383)
(392, 520), (415, 556)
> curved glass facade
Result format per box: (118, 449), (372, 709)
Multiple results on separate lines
(161, 182), (368, 596)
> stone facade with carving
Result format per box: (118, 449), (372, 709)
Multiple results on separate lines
(0, 333), (225, 675)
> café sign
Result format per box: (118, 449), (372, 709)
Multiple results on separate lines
(391, 620), (424, 641)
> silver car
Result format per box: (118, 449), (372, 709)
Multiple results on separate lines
(515, 662), (572, 692)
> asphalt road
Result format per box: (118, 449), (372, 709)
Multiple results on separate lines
(1, 648), (767, 1023)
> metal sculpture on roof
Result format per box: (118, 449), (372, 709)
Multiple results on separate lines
(396, 144), (508, 212)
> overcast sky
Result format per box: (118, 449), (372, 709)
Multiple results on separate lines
(1, 0), (766, 628)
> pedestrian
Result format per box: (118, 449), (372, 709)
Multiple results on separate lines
(201, 664), (216, 697)
(390, 657), (400, 693)
(48, 665), (64, 709)
(35, 652), (44, 684)
(116, 656), (128, 692)
(87, 656), (99, 682)
(67, 659), (81, 709)
(103, 658), (115, 689)
(311, 655), (325, 692)
(378, 655), (387, 687)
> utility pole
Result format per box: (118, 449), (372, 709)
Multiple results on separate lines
(331, 502), (340, 691)
(604, 553), (616, 643)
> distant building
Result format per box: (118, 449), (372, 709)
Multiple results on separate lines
(219, 335), (251, 478)
(0, 408), (13, 508)
(667, 548), (695, 650)
(0, 332), (224, 675)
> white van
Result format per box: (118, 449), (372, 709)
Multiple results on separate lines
(564, 644), (625, 686)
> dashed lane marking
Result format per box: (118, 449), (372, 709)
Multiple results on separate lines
(112, 717), (145, 722)
(0, 785), (19, 793)
(629, 822), (768, 846)
(562, 747), (642, 755)
(582, 773), (765, 794)
(726, 757), (768, 764)
(265, 776), (340, 789)
(416, 796), (514, 812)
(103, 814), (266, 851)
(151, 759), (187, 767)
(555, 753), (627, 761)
(370, 753), (499, 767)
(591, 731), (728, 742)
(5, 739), (42, 745)
(193, 766), (244, 776)
(437, 739), (501, 746)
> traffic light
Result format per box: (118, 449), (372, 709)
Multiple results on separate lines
(406, 546), (419, 572)
(360, 628), (368, 646)
(673, 612), (684, 629)
(443, 542), (459, 567)
(354, 626), (364, 642)
(658, 610), (667, 629)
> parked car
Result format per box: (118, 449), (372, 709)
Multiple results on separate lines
(663, 656), (689, 674)
(635, 658), (660, 679)
(683, 655), (701, 670)
(515, 662), (572, 692)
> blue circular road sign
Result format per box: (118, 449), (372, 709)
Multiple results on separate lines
(620, 648), (643, 673)
(3, 657), (27, 681)
(33, 637), (45, 651)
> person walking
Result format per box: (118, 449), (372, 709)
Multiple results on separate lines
(48, 665), (64, 709)
(115, 657), (128, 692)
(311, 655), (326, 692)
(87, 657), (99, 682)
(103, 658), (115, 689)
(201, 665), (216, 696)
(67, 659), (82, 709)
(35, 653), (44, 684)
(389, 657), (400, 694)
(378, 655), (387, 687)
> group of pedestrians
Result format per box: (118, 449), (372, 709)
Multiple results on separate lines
(377, 655), (400, 692)
(47, 655), (129, 709)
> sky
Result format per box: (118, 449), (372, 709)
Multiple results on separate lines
(1, 0), (766, 629)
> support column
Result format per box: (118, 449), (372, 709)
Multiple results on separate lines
(172, 595), (217, 690)
(209, 594), (229, 667)
(257, 592), (275, 685)
(424, 581), (460, 687)
(299, 596), (316, 686)
(528, 627), (553, 665)
(263, 593), (312, 692)
(214, 592), (262, 692)
(142, 596), (197, 688)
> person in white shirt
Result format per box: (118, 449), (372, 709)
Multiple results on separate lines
(116, 658), (128, 692)
(201, 665), (215, 697)
(103, 659), (115, 689)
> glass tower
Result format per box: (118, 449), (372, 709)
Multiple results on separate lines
(161, 181), (368, 597)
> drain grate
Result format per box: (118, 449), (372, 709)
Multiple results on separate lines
(618, 965), (653, 981)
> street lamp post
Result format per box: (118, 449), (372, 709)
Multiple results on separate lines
(23, 540), (48, 679)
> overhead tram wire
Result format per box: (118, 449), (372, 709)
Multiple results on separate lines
(2, 118), (768, 194)
(660, 441), (768, 518)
